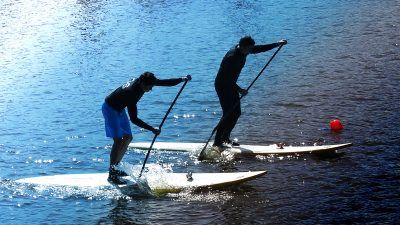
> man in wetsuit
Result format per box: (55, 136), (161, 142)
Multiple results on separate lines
(102, 72), (191, 184)
(213, 36), (287, 148)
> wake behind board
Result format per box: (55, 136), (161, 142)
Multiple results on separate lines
(16, 171), (267, 194)
(129, 142), (352, 155)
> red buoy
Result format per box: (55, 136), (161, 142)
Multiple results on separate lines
(330, 119), (343, 131)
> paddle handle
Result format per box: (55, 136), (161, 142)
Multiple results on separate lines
(198, 44), (284, 160)
(139, 79), (189, 177)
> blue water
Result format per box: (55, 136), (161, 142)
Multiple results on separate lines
(1, 0), (399, 224)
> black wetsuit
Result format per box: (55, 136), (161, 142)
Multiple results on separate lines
(105, 78), (183, 131)
(214, 43), (280, 145)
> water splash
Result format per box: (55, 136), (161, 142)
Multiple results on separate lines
(191, 146), (236, 163)
(118, 162), (175, 196)
(1, 179), (125, 201)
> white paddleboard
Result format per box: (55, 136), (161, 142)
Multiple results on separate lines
(129, 142), (352, 155)
(16, 171), (267, 194)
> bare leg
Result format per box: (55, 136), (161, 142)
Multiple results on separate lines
(110, 138), (124, 166)
(115, 135), (133, 165)
(108, 137), (130, 184)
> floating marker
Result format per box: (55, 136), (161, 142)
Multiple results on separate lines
(330, 119), (343, 131)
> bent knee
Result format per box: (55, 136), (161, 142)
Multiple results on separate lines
(123, 135), (133, 142)
(234, 109), (241, 117)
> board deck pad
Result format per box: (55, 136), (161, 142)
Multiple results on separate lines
(129, 142), (352, 155)
(16, 171), (267, 194)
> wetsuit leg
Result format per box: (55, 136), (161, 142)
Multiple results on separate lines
(214, 87), (237, 146)
(222, 96), (241, 142)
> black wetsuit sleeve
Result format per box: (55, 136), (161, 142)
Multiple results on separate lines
(251, 43), (280, 54)
(155, 78), (183, 86)
(127, 104), (154, 131)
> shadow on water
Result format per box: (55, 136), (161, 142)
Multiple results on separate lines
(310, 150), (347, 161)
(95, 184), (262, 225)
(96, 198), (147, 225)
(234, 149), (348, 163)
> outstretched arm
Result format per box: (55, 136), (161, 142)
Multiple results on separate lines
(155, 75), (191, 86)
(251, 39), (287, 54)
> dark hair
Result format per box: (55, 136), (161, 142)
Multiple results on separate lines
(239, 36), (255, 47)
(139, 72), (157, 85)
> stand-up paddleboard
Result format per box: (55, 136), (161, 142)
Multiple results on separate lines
(129, 142), (352, 155)
(16, 171), (267, 194)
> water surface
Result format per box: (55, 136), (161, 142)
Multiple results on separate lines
(1, 0), (399, 224)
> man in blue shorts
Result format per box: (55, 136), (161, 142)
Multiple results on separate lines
(102, 72), (191, 184)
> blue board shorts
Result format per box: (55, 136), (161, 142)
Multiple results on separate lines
(102, 102), (132, 138)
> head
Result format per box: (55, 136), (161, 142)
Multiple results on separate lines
(238, 36), (255, 55)
(139, 72), (157, 92)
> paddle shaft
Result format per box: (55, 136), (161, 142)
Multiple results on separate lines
(198, 44), (284, 160)
(139, 79), (189, 177)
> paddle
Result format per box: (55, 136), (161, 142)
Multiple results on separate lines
(198, 44), (285, 160)
(139, 77), (190, 177)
